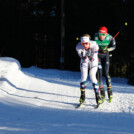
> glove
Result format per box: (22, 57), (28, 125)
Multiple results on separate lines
(81, 51), (87, 60)
(102, 49), (108, 53)
(88, 56), (94, 62)
(81, 56), (87, 60)
(99, 47), (108, 53)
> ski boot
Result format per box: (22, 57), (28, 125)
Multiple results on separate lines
(107, 86), (113, 102)
(75, 89), (85, 108)
(79, 82), (86, 105)
(95, 93), (102, 108)
(100, 86), (105, 103)
(96, 93), (102, 105)
(79, 89), (85, 105)
(93, 83), (102, 108)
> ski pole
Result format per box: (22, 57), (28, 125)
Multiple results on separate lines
(113, 22), (127, 39)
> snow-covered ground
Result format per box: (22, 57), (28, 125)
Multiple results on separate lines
(0, 57), (134, 134)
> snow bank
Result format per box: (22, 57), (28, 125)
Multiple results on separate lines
(0, 57), (79, 109)
(0, 57), (22, 87)
(0, 57), (78, 109)
(0, 57), (50, 106)
(0, 57), (21, 69)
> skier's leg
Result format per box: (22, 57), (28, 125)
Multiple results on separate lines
(89, 66), (101, 105)
(98, 58), (104, 87)
(103, 54), (113, 101)
(80, 81), (86, 104)
(80, 62), (88, 103)
(107, 86), (113, 102)
(98, 59), (105, 99)
(92, 83), (102, 105)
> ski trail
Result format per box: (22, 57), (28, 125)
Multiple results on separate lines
(0, 57), (134, 114)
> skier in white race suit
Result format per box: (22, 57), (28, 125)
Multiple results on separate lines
(76, 34), (102, 105)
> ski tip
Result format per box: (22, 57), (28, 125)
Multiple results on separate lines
(75, 103), (82, 109)
(75, 105), (81, 109)
(94, 103), (102, 109)
(75, 102), (85, 109)
(94, 105), (99, 109)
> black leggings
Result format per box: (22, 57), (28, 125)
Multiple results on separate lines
(98, 52), (111, 88)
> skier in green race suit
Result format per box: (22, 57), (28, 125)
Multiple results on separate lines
(94, 26), (116, 102)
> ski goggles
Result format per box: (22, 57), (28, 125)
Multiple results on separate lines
(81, 42), (89, 46)
(99, 33), (106, 36)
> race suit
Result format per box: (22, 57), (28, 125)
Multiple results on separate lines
(76, 40), (99, 84)
(94, 33), (116, 88)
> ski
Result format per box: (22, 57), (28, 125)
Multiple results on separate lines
(94, 103), (101, 109)
(75, 102), (85, 108)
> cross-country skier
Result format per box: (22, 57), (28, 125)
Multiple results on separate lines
(94, 26), (116, 102)
(76, 34), (102, 106)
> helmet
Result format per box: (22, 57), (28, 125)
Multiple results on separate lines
(98, 26), (108, 34)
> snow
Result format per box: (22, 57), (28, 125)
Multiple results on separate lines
(0, 57), (134, 134)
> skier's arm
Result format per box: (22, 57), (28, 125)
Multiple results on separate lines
(76, 43), (91, 60)
(107, 36), (116, 52)
(76, 42), (87, 59)
(90, 42), (99, 60)
(76, 43), (83, 57)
